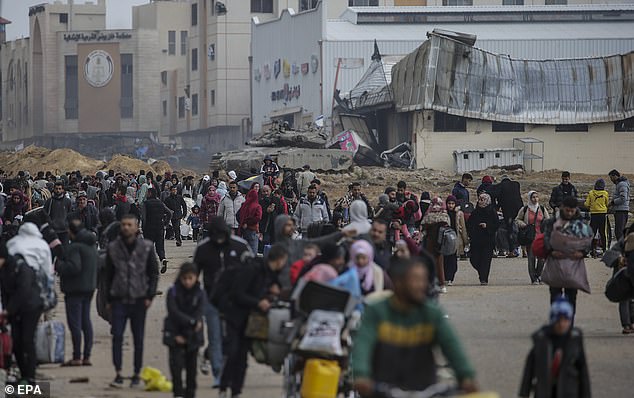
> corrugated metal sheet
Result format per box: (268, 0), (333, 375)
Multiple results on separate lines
(392, 33), (634, 124)
(346, 4), (634, 15)
(346, 55), (404, 110)
(453, 148), (523, 174)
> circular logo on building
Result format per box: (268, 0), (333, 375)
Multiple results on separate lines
(84, 50), (114, 88)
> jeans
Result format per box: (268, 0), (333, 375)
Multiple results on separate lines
(10, 310), (41, 382)
(111, 299), (147, 375)
(590, 213), (608, 251)
(243, 229), (259, 255)
(550, 287), (578, 316)
(470, 245), (494, 283)
(619, 300), (634, 327)
(614, 211), (629, 240)
(443, 254), (458, 282)
(172, 218), (182, 244)
(192, 227), (201, 242)
(203, 296), (223, 378)
(65, 293), (94, 360)
(145, 229), (166, 261)
(220, 322), (249, 395)
(527, 246), (545, 283)
(169, 345), (198, 398)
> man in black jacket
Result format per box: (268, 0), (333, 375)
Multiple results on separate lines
(496, 176), (523, 257)
(142, 188), (172, 273)
(549, 171), (578, 214)
(104, 214), (159, 388)
(259, 185), (282, 250)
(69, 192), (100, 233)
(164, 185), (188, 247)
(56, 220), (98, 366)
(44, 181), (72, 245)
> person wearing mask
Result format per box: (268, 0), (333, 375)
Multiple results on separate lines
(549, 171), (578, 214)
(0, 241), (44, 385)
(293, 185), (329, 235)
(141, 188), (173, 274)
(218, 181), (245, 233)
(585, 179), (609, 257)
(164, 262), (205, 398)
(104, 215), (159, 388)
(421, 197), (451, 293)
(445, 195), (468, 285)
(516, 191), (549, 285)
(519, 296), (590, 398)
(452, 173), (473, 209)
(69, 191), (100, 233)
(56, 220), (98, 367)
(608, 169), (630, 241)
(164, 185), (188, 247)
(193, 217), (253, 388)
(297, 165), (316, 197)
(218, 244), (287, 398)
(44, 181), (73, 244)
(467, 193), (499, 285)
(239, 190), (263, 254)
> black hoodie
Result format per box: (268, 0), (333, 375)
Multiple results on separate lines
(56, 229), (99, 295)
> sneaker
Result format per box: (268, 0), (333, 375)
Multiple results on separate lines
(161, 259), (168, 274)
(176, 241), (182, 247)
(447, 280), (453, 286)
(110, 375), (124, 388)
(480, 281), (488, 286)
(531, 281), (539, 285)
(440, 286), (448, 294)
(622, 326), (634, 335)
(200, 359), (211, 375)
(130, 375), (141, 388)
(219, 391), (228, 398)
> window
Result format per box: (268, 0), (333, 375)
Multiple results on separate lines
(168, 31), (176, 55)
(178, 96), (185, 118)
(349, 0), (379, 5)
(251, 0), (274, 13)
(433, 111), (466, 132)
(120, 54), (133, 118)
(162, 100), (167, 117)
(502, 0), (524, 4)
(180, 31), (188, 56)
(192, 94), (198, 116)
(299, 0), (319, 12)
(59, 13), (68, 23)
(64, 55), (78, 120)
(192, 48), (198, 71)
(442, 0), (473, 5)
(210, 89), (215, 107)
(161, 71), (167, 85)
(191, 3), (198, 26)
(615, 117), (634, 132)
(492, 121), (525, 132)
(208, 44), (215, 61)
(545, 0), (567, 4)
(556, 124), (588, 132)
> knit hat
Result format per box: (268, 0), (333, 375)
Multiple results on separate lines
(446, 194), (457, 204)
(594, 178), (606, 191)
(550, 296), (574, 324)
(482, 176), (493, 184)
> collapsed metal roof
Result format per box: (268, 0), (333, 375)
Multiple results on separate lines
(391, 31), (634, 125)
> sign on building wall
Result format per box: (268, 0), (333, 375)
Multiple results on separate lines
(271, 84), (300, 102)
(255, 55), (319, 82)
(63, 31), (132, 42)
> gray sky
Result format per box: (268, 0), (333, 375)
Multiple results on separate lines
(1, 0), (149, 41)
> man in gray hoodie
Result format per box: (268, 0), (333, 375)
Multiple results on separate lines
(609, 169), (631, 240)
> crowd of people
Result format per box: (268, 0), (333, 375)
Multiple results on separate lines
(0, 160), (631, 398)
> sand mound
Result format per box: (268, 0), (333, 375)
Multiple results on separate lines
(150, 160), (172, 176)
(106, 155), (156, 176)
(0, 145), (105, 177)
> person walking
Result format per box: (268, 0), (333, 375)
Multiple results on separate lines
(467, 193), (499, 285)
(187, 206), (203, 242)
(549, 171), (578, 215)
(200, 185), (221, 238)
(239, 190), (263, 254)
(608, 169), (630, 240)
(164, 262), (205, 398)
(56, 219), (98, 366)
(516, 191), (549, 285)
(164, 185), (188, 247)
(218, 181), (245, 234)
(293, 185), (329, 235)
(296, 165), (316, 197)
(585, 179), (609, 257)
(258, 185), (282, 249)
(141, 188), (172, 274)
(445, 195), (468, 285)
(496, 175), (524, 257)
(421, 197), (451, 293)
(44, 181), (72, 244)
(104, 214), (159, 388)
(69, 191), (100, 234)
(452, 173), (473, 209)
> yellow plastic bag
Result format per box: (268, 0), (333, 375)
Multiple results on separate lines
(140, 366), (173, 392)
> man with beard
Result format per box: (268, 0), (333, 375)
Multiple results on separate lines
(44, 181), (73, 245)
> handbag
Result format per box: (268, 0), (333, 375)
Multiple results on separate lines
(605, 267), (634, 302)
(517, 207), (538, 246)
(541, 257), (591, 294)
(244, 312), (269, 340)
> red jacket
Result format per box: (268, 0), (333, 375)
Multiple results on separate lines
(239, 190), (262, 232)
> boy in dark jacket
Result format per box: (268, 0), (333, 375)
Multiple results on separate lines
(56, 220), (99, 366)
(164, 262), (205, 398)
(520, 296), (591, 398)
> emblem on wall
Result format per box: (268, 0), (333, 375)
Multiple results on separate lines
(310, 55), (319, 74)
(274, 59), (281, 79)
(254, 67), (261, 82)
(292, 62), (299, 75)
(263, 64), (271, 80)
(84, 50), (114, 88)
(301, 63), (309, 75)
(283, 59), (291, 78)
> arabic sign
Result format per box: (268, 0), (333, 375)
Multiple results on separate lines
(335, 130), (358, 152)
(63, 31), (132, 42)
(271, 84), (300, 102)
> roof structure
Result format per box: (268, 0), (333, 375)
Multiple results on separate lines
(0, 17), (12, 25)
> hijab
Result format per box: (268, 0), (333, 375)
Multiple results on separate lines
(348, 239), (375, 292)
(527, 190), (539, 213)
(426, 196), (446, 215)
(477, 193), (492, 208)
(205, 185), (221, 203)
(217, 181), (228, 198)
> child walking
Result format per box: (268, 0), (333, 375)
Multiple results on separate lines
(164, 263), (205, 398)
(187, 206), (202, 242)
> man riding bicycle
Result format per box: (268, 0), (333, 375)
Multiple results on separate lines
(352, 257), (479, 397)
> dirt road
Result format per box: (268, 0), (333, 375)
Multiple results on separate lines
(42, 240), (634, 398)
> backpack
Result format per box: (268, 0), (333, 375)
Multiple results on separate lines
(15, 254), (57, 312)
(437, 226), (458, 256)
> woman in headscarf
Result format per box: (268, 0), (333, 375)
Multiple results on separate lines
(125, 185), (137, 204)
(216, 181), (228, 199)
(421, 197), (451, 293)
(467, 193), (499, 285)
(342, 200), (372, 237)
(200, 185), (221, 231)
(347, 239), (391, 297)
(445, 195), (468, 286)
(516, 191), (549, 285)
(239, 189), (263, 254)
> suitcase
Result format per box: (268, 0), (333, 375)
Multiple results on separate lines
(35, 320), (65, 364)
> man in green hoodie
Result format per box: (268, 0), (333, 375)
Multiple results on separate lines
(352, 257), (478, 396)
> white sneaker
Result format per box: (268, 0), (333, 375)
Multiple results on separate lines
(219, 391), (228, 398)
(440, 286), (448, 294)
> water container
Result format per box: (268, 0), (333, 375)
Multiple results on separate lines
(300, 359), (341, 398)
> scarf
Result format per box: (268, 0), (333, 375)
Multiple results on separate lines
(478, 193), (492, 208)
(205, 186), (221, 203)
(527, 191), (539, 213)
(347, 240), (374, 292)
